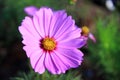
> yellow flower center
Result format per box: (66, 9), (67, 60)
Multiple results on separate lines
(81, 26), (89, 36)
(41, 37), (56, 51)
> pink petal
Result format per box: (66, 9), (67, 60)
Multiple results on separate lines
(24, 6), (38, 16)
(56, 28), (81, 42)
(34, 51), (46, 74)
(58, 38), (86, 49)
(45, 53), (60, 74)
(56, 28), (86, 49)
(19, 17), (41, 40)
(33, 7), (53, 37)
(22, 35), (40, 46)
(51, 51), (70, 74)
(54, 48), (83, 68)
(89, 33), (96, 43)
(29, 49), (43, 68)
(49, 10), (67, 37)
(19, 27), (38, 41)
(23, 46), (41, 57)
(53, 16), (75, 39)
(33, 14), (45, 37)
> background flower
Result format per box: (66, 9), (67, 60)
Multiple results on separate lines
(81, 26), (96, 43)
(24, 6), (38, 16)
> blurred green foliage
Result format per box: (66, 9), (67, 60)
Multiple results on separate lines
(89, 13), (120, 80)
(10, 69), (82, 80)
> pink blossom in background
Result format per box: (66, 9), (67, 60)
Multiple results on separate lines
(19, 7), (86, 74)
(24, 6), (38, 16)
(81, 26), (96, 43)
(89, 33), (96, 43)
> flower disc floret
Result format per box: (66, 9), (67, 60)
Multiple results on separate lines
(81, 26), (89, 36)
(41, 37), (56, 51)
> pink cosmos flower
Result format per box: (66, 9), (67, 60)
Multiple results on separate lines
(81, 26), (96, 43)
(24, 6), (38, 16)
(19, 7), (86, 74)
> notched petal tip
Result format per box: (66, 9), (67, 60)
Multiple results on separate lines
(20, 16), (32, 26)
(53, 9), (66, 14)
(35, 69), (45, 74)
(37, 7), (53, 13)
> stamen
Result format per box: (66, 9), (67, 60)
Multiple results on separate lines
(41, 37), (56, 51)
(81, 26), (89, 36)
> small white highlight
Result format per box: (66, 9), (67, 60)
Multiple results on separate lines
(106, 0), (115, 11)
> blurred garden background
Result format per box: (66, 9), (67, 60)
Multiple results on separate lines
(0, 0), (120, 80)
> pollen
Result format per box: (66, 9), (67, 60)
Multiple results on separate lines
(81, 26), (89, 36)
(41, 37), (56, 51)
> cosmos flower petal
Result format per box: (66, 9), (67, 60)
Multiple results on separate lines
(49, 10), (67, 37)
(57, 48), (83, 61)
(53, 16), (75, 39)
(89, 33), (96, 43)
(56, 28), (81, 42)
(45, 53), (60, 74)
(33, 14), (45, 37)
(33, 7), (53, 37)
(23, 46), (41, 57)
(19, 26), (39, 42)
(58, 38), (86, 48)
(29, 50), (43, 68)
(19, 17), (41, 40)
(42, 8), (53, 36)
(57, 28), (86, 48)
(34, 52), (46, 74)
(24, 6), (38, 16)
(22, 36), (39, 46)
(51, 51), (70, 74)
(54, 48), (83, 68)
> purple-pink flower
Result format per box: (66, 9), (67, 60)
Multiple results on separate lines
(81, 26), (96, 43)
(19, 7), (86, 74)
(24, 6), (38, 16)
